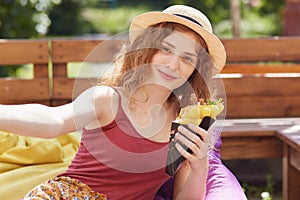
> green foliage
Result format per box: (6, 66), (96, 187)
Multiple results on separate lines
(82, 7), (148, 35)
(0, 0), (94, 38)
(47, 0), (96, 36)
(97, 0), (170, 9)
(0, 0), (286, 39)
(242, 174), (275, 199)
(255, 0), (285, 15)
(0, 0), (37, 38)
(170, 0), (231, 24)
(170, 0), (284, 37)
(242, 0), (285, 36)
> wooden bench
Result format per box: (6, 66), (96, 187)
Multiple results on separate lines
(51, 38), (122, 106)
(276, 126), (300, 200)
(0, 39), (50, 105)
(220, 37), (300, 200)
(0, 37), (299, 199)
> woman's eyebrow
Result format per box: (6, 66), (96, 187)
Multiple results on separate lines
(183, 51), (197, 57)
(162, 41), (174, 48)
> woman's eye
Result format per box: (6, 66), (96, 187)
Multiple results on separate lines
(182, 56), (195, 64)
(161, 46), (172, 54)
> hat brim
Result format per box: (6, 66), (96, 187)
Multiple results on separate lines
(129, 12), (226, 71)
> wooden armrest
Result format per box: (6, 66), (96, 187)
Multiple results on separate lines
(277, 125), (300, 151)
(221, 118), (300, 137)
(219, 118), (300, 160)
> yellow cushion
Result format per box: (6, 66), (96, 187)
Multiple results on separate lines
(0, 131), (80, 199)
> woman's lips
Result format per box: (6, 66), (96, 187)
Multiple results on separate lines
(158, 69), (177, 80)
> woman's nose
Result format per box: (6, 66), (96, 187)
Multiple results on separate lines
(167, 53), (180, 70)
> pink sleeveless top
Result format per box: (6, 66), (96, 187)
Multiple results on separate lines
(59, 88), (170, 199)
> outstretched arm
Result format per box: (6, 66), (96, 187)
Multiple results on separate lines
(0, 86), (110, 138)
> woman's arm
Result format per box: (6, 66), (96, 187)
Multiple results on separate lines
(0, 86), (113, 138)
(173, 124), (209, 200)
(0, 103), (74, 138)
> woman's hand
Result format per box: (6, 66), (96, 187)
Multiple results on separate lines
(175, 123), (209, 170)
(173, 123), (209, 199)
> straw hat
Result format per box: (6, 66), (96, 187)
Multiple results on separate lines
(129, 5), (226, 71)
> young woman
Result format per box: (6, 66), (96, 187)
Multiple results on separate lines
(0, 5), (234, 200)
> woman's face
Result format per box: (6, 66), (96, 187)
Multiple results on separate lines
(148, 29), (202, 91)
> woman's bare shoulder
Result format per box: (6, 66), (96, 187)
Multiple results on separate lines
(93, 85), (119, 106)
(92, 86), (120, 126)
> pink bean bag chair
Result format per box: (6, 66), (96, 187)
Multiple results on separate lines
(154, 130), (248, 200)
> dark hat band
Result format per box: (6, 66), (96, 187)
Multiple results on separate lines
(173, 14), (203, 28)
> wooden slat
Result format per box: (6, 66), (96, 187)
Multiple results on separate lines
(282, 144), (300, 200)
(223, 77), (300, 96)
(0, 40), (48, 65)
(226, 96), (300, 118)
(277, 125), (300, 151)
(222, 118), (300, 135)
(52, 39), (123, 63)
(52, 63), (67, 78)
(288, 164), (300, 200)
(34, 64), (49, 78)
(0, 78), (49, 104)
(222, 77), (300, 118)
(51, 37), (300, 64)
(221, 136), (282, 159)
(52, 78), (75, 100)
(222, 130), (276, 138)
(221, 63), (300, 74)
(282, 143), (289, 200)
(221, 37), (300, 62)
(52, 77), (98, 99)
(291, 148), (300, 172)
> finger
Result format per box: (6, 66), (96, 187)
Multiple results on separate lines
(175, 139), (207, 161)
(177, 125), (210, 159)
(175, 142), (192, 159)
(197, 142), (209, 159)
(175, 132), (200, 154)
(187, 123), (208, 142)
(178, 125), (202, 145)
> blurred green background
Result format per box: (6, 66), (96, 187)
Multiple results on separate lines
(0, 0), (285, 39)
